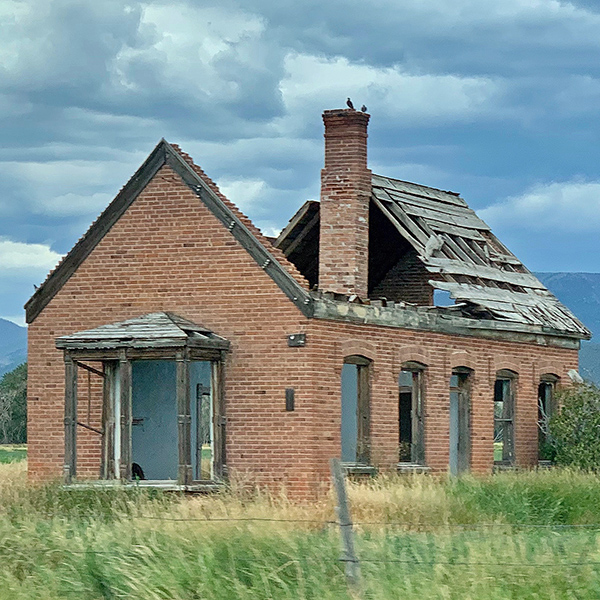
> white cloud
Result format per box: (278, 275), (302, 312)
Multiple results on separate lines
(0, 239), (62, 271)
(278, 54), (503, 135)
(479, 180), (600, 232)
(218, 178), (267, 213)
(0, 158), (137, 218)
(112, 2), (271, 102)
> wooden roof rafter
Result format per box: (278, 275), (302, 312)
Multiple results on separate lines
(372, 174), (590, 338)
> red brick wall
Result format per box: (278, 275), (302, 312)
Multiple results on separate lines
(371, 249), (434, 305)
(27, 163), (318, 496)
(304, 318), (577, 488)
(319, 109), (372, 297)
(27, 160), (580, 500)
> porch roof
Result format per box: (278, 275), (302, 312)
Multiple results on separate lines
(55, 312), (230, 351)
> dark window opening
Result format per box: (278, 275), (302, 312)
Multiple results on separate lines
(494, 370), (517, 465)
(341, 356), (371, 465)
(449, 368), (472, 476)
(398, 363), (425, 464)
(538, 375), (558, 461)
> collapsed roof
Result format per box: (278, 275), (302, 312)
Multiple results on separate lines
(276, 174), (590, 339)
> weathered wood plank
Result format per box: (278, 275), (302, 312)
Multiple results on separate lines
(102, 363), (114, 480)
(432, 280), (552, 306)
(371, 196), (425, 252)
(383, 197), (431, 247)
(119, 355), (132, 481)
(274, 200), (318, 249)
(398, 202), (491, 231)
(379, 187), (484, 222)
(451, 235), (489, 267)
(427, 220), (486, 241)
(176, 352), (192, 485)
(424, 258), (545, 289)
(212, 359), (226, 480)
(357, 363), (371, 466)
(63, 354), (77, 484)
(373, 174), (467, 207)
(282, 210), (320, 257)
(457, 375), (471, 475)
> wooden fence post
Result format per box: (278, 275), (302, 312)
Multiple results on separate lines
(330, 458), (362, 595)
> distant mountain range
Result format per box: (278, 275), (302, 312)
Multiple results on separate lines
(0, 273), (598, 382)
(0, 319), (27, 378)
(536, 273), (599, 384)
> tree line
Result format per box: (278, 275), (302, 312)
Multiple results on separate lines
(0, 363), (27, 444)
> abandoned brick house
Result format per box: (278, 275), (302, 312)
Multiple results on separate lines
(25, 107), (590, 497)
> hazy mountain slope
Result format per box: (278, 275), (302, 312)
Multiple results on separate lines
(536, 272), (600, 337)
(536, 273), (600, 384)
(0, 319), (27, 377)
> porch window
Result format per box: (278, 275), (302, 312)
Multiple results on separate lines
(341, 356), (371, 467)
(538, 374), (558, 461)
(398, 362), (425, 465)
(494, 369), (517, 466)
(57, 312), (229, 488)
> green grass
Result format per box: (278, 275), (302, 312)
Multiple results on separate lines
(0, 445), (26, 464)
(2, 465), (600, 599)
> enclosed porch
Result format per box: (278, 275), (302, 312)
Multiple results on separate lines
(55, 312), (229, 491)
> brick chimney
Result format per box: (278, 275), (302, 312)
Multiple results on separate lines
(319, 108), (372, 298)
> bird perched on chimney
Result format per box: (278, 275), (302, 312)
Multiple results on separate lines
(361, 104), (367, 112)
(346, 98), (355, 110)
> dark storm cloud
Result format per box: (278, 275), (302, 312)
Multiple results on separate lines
(2, 0), (600, 322)
(232, 0), (600, 76)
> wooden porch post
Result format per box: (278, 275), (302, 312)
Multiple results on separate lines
(119, 351), (132, 481)
(212, 357), (226, 480)
(101, 363), (113, 480)
(63, 353), (77, 484)
(177, 350), (192, 485)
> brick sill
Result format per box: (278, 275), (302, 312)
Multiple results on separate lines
(493, 463), (517, 473)
(397, 463), (431, 474)
(342, 464), (377, 476)
(64, 480), (224, 493)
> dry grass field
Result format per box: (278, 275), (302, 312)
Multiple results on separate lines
(1, 452), (600, 599)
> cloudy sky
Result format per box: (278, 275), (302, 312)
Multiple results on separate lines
(2, 0), (600, 326)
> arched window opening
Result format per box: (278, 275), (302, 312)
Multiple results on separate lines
(449, 367), (472, 476)
(538, 374), (559, 461)
(398, 362), (426, 465)
(494, 369), (517, 466)
(341, 355), (371, 466)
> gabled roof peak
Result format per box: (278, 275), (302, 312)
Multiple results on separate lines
(25, 139), (312, 324)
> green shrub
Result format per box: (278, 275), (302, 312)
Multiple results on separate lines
(549, 383), (600, 469)
(0, 363), (27, 444)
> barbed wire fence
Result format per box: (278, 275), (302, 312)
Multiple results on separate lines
(41, 460), (600, 598)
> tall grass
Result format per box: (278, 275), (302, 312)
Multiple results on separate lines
(2, 465), (600, 599)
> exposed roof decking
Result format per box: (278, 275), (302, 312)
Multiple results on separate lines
(56, 312), (230, 351)
(372, 174), (590, 338)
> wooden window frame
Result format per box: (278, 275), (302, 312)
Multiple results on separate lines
(342, 355), (372, 469)
(494, 369), (517, 466)
(538, 374), (559, 461)
(450, 367), (472, 476)
(62, 347), (227, 487)
(399, 362), (426, 465)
